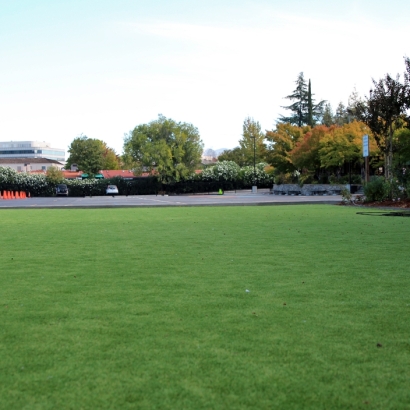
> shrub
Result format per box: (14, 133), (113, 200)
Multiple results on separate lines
(274, 173), (285, 185)
(200, 161), (240, 183)
(239, 163), (273, 187)
(0, 166), (161, 197)
(385, 179), (405, 201)
(364, 177), (389, 202)
(274, 172), (295, 185)
(340, 188), (352, 203)
(0, 167), (52, 196)
(364, 178), (405, 202)
(351, 174), (363, 184)
(299, 171), (314, 185)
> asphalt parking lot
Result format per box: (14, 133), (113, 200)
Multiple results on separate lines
(0, 190), (342, 209)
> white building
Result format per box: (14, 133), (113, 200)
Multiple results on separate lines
(0, 158), (64, 172)
(0, 141), (65, 162)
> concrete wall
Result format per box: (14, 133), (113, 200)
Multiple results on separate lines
(272, 184), (348, 196)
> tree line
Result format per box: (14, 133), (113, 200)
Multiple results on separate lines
(220, 60), (410, 186)
(66, 58), (410, 191)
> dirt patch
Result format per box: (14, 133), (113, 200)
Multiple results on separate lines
(339, 197), (410, 208)
(362, 198), (410, 208)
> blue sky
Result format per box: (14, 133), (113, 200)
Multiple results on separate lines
(0, 0), (409, 156)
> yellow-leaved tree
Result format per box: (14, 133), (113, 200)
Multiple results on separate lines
(319, 121), (378, 170)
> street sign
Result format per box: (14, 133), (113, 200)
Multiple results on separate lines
(363, 134), (369, 157)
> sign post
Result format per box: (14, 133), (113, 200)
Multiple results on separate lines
(363, 135), (369, 183)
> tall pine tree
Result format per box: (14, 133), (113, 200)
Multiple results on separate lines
(280, 72), (307, 127)
(321, 103), (334, 126)
(280, 73), (325, 127)
(334, 102), (349, 126)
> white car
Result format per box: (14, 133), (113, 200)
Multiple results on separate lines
(106, 185), (119, 196)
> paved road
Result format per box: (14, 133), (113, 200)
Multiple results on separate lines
(0, 190), (342, 209)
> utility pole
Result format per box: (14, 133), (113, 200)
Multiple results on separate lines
(251, 136), (257, 193)
(363, 134), (370, 183)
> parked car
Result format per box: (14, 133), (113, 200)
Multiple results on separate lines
(106, 185), (119, 196)
(56, 184), (68, 196)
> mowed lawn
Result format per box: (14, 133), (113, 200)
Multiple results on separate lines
(0, 205), (409, 409)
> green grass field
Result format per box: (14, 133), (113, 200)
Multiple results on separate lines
(1, 205), (409, 409)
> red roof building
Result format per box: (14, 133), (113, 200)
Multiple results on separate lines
(62, 170), (83, 179)
(100, 170), (136, 179)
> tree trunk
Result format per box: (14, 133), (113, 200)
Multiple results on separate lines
(384, 152), (388, 179)
(386, 125), (394, 180)
(307, 80), (313, 126)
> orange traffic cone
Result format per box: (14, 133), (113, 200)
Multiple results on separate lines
(15, 191), (20, 199)
(21, 191), (26, 199)
(5, 191), (10, 199)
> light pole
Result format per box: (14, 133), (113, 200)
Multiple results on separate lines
(251, 136), (256, 193)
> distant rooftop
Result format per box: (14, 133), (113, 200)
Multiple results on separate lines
(0, 157), (63, 165)
(0, 140), (65, 162)
(0, 140), (59, 149)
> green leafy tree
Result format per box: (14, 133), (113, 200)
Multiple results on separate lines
(239, 117), (266, 165)
(66, 136), (119, 174)
(121, 144), (136, 170)
(353, 67), (409, 179)
(217, 118), (266, 167)
(123, 115), (203, 183)
(66, 136), (105, 176)
(45, 166), (64, 185)
(101, 143), (120, 170)
(394, 127), (410, 167)
(218, 147), (248, 167)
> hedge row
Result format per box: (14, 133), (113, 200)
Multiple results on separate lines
(0, 165), (273, 197)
